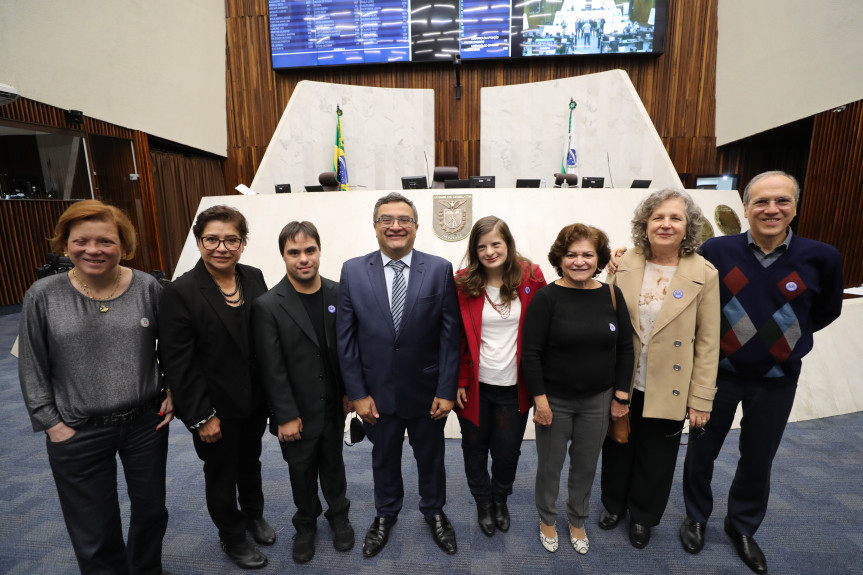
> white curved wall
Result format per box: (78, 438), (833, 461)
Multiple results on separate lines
(717, 0), (863, 145)
(0, 0), (227, 156)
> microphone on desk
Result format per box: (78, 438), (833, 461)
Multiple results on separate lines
(606, 152), (615, 188)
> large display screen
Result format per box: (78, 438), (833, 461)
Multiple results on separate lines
(268, 0), (666, 69)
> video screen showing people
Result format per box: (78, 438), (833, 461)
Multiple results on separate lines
(516, 0), (661, 57)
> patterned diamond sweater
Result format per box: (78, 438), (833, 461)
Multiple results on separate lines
(700, 233), (843, 386)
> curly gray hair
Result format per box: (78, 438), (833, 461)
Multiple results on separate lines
(631, 188), (703, 259)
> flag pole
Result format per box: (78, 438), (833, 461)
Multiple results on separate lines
(562, 98), (578, 182)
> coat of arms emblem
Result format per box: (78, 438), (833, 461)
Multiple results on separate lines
(433, 194), (472, 242)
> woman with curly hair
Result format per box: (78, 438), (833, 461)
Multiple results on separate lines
(597, 189), (720, 549)
(454, 216), (546, 537)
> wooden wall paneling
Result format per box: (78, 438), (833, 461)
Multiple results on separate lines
(0, 200), (75, 306)
(223, 0), (726, 188)
(799, 101), (863, 288)
(150, 150), (226, 275)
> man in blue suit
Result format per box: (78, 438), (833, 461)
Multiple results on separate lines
(337, 192), (460, 557)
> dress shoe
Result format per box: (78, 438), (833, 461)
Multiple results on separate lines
(330, 517), (355, 551)
(247, 517), (276, 545)
(679, 517), (706, 554)
(426, 512), (457, 555)
(569, 525), (589, 555)
(493, 500), (511, 532)
(724, 516), (767, 574)
(598, 509), (621, 530)
(220, 539), (268, 569)
(477, 501), (496, 536)
(539, 523), (558, 553)
(629, 522), (651, 549)
(292, 529), (316, 564)
(363, 516), (396, 558)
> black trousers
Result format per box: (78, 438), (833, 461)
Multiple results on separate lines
(47, 410), (169, 575)
(192, 404), (268, 545)
(683, 376), (796, 536)
(458, 383), (528, 503)
(364, 412), (446, 520)
(600, 389), (685, 527)
(279, 404), (350, 533)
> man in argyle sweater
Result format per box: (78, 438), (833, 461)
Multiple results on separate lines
(679, 171), (843, 574)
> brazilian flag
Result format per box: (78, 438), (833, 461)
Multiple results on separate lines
(334, 107), (349, 191)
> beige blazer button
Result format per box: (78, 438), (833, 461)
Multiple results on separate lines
(673, 364), (681, 371)
(672, 389), (681, 396)
(674, 340), (682, 347)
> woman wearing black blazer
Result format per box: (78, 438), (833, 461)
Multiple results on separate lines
(159, 205), (273, 570)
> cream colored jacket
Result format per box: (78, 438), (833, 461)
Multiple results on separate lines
(608, 248), (720, 420)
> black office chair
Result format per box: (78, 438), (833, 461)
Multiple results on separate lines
(432, 166), (459, 189)
(318, 171), (340, 192)
(554, 173), (578, 187)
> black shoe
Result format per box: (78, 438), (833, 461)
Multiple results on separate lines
(363, 516), (397, 558)
(629, 522), (651, 549)
(477, 501), (496, 536)
(724, 516), (767, 574)
(680, 517), (706, 554)
(598, 509), (621, 530)
(220, 539), (268, 569)
(247, 517), (276, 546)
(330, 517), (355, 552)
(493, 500), (511, 532)
(292, 529), (316, 564)
(426, 512), (457, 555)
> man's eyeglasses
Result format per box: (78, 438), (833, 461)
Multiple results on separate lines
(200, 236), (243, 251)
(375, 215), (417, 227)
(749, 198), (795, 210)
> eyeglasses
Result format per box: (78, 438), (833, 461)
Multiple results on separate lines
(200, 236), (243, 251)
(375, 215), (416, 227)
(749, 197), (795, 210)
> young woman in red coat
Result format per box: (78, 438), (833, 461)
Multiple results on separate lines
(454, 216), (546, 537)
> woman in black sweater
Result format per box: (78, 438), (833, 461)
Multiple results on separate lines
(522, 223), (635, 556)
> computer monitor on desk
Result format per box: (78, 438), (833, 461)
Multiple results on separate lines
(581, 177), (604, 188)
(304, 185), (324, 192)
(444, 179), (470, 189)
(469, 176), (495, 188)
(631, 179), (651, 188)
(515, 179), (541, 188)
(401, 176), (428, 190)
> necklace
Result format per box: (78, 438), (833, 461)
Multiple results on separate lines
(73, 267), (122, 313)
(211, 271), (244, 305)
(483, 287), (511, 319)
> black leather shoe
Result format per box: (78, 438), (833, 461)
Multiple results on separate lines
(220, 539), (268, 569)
(426, 512), (457, 555)
(363, 516), (396, 558)
(598, 509), (621, 530)
(292, 529), (316, 564)
(724, 516), (767, 574)
(680, 517), (706, 554)
(247, 517), (276, 546)
(493, 500), (510, 532)
(330, 517), (355, 552)
(629, 522), (651, 549)
(477, 501), (496, 536)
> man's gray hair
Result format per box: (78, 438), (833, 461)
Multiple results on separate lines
(742, 171), (800, 204)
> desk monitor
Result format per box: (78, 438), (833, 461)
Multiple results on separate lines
(631, 179), (651, 188)
(275, 184), (291, 193)
(401, 176), (428, 190)
(515, 178), (541, 188)
(469, 176), (495, 188)
(444, 179), (470, 189)
(581, 177), (605, 188)
(304, 185), (324, 192)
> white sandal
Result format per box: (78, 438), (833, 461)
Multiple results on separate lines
(539, 523), (558, 553)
